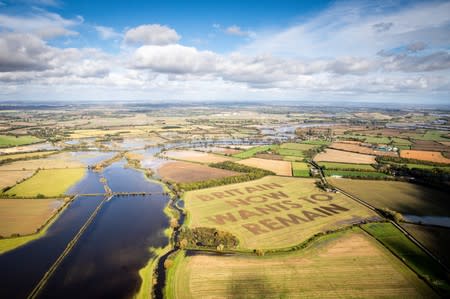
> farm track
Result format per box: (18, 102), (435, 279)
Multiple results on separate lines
(310, 160), (450, 274)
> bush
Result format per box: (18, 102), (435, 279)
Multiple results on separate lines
(177, 227), (239, 249)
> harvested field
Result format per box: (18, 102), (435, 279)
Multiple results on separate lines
(4, 168), (85, 197)
(167, 230), (436, 299)
(162, 150), (234, 164)
(314, 148), (376, 164)
(0, 198), (64, 237)
(329, 142), (398, 157)
(400, 150), (450, 164)
(328, 178), (450, 216)
(0, 170), (35, 190)
(158, 161), (239, 183)
(236, 158), (292, 176)
(318, 162), (375, 171)
(0, 152), (84, 171)
(400, 223), (450, 269)
(183, 176), (377, 249)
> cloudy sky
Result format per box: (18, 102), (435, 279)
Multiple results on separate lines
(0, 0), (449, 103)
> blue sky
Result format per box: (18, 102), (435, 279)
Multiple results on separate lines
(0, 0), (449, 103)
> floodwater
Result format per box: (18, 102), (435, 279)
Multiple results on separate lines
(0, 196), (104, 299)
(403, 215), (450, 228)
(66, 169), (105, 194)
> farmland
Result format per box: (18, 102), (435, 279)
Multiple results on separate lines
(314, 148), (376, 164)
(4, 168), (85, 197)
(400, 150), (450, 164)
(0, 135), (43, 147)
(329, 142), (398, 157)
(329, 178), (450, 216)
(324, 170), (388, 178)
(166, 229), (436, 298)
(0, 151), (57, 163)
(318, 162), (375, 171)
(292, 162), (309, 177)
(0, 152), (85, 171)
(0, 170), (35, 190)
(0, 198), (64, 237)
(236, 158), (292, 176)
(232, 145), (274, 159)
(158, 161), (239, 183)
(183, 176), (377, 249)
(162, 150), (234, 164)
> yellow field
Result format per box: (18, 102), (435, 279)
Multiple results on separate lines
(183, 176), (377, 249)
(236, 158), (292, 176)
(0, 198), (64, 236)
(4, 168), (85, 197)
(314, 148), (376, 164)
(162, 150), (234, 164)
(167, 229), (436, 298)
(0, 152), (84, 171)
(0, 170), (35, 190)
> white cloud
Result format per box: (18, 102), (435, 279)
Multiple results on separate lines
(95, 26), (121, 40)
(225, 25), (250, 37)
(124, 24), (180, 46)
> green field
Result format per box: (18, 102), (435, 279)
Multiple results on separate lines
(165, 229), (437, 298)
(324, 170), (388, 178)
(391, 137), (412, 145)
(279, 143), (317, 151)
(420, 130), (450, 142)
(339, 134), (391, 144)
(318, 162), (375, 171)
(4, 168), (85, 197)
(0, 135), (43, 148)
(183, 176), (377, 249)
(292, 162), (309, 177)
(275, 148), (304, 157)
(301, 140), (331, 146)
(232, 145), (276, 159)
(328, 178), (450, 217)
(362, 222), (449, 295)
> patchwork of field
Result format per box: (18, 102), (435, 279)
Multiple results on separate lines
(232, 145), (273, 159)
(314, 149), (376, 164)
(4, 168), (85, 197)
(0, 152), (84, 171)
(183, 176), (377, 249)
(0, 170), (35, 190)
(167, 230), (436, 299)
(0, 151), (57, 163)
(292, 162), (309, 177)
(158, 161), (239, 183)
(329, 142), (398, 157)
(0, 198), (64, 237)
(328, 178), (450, 216)
(0, 135), (43, 147)
(162, 150), (234, 164)
(236, 158), (292, 176)
(400, 150), (450, 164)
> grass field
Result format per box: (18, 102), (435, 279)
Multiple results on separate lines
(0, 170), (35, 190)
(324, 170), (388, 178)
(183, 176), (377, 249)
(314, 148), (376, 164)
(162, 150), (234, 164)
(4, 168), (85, 197)
(362, 222), (449, 294)
(232, 145), (275, 159)
(0, 151), (57, 162)
(166, 229), (436, 298)
(400, 150), (450, 164)
(158, 161), (239, 183)
(0, 198), (64, 237)
(328, 178), (450, 217)
(292, 162), (309, 177)
(318, 162), (375, 171)
(339, 134), (392, 144)
(275, 148), (304, 157)
(236, 158), (292, 176)
(0, 135), (43, 148)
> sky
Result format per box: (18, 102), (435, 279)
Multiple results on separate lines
(0, 0), (449, 103)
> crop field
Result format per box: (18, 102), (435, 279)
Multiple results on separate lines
(236, 158), (292, 176)
(0, 135), (43, 147)
(362, 222), (449, 294)
(232, 145), (274, 159)
(318, 162), (375, 171)
(411, 140), (449, 152)
(158, 161), (240, 183)
(0, 151), (57, 163)
(0, 198), (64, 237)
(0, 170), (35, 190)
(329, 142), (398, 157)
(338, 134), (392, 144)
(4, 168), (85, 197)
(183, 176), (377, 249)
(274, 148), (304, 157)
(292, 162), (309, 177)
(314, 149), (376, 164)
(328, 178), (450, 216)
(0, 152), (85, 171)
(400, 223), (450, 269)
(162, 150), (234, 164)
(301, 140), (331, 146)
(279, 143), (317, 151)
(324, 170), (388, 178)
(400, 150), (450, 164)
(166, 229), (436, 298)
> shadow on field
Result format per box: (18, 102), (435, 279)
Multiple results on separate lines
(227, 273), (288, 299)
